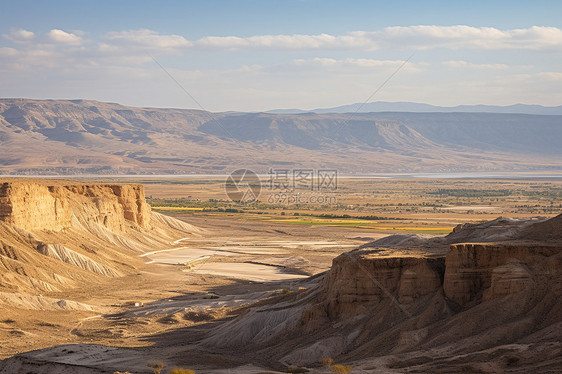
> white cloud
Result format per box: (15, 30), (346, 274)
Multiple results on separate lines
(197, 33), (369, 50)
(3, 28), (35, 43)
(443, 60), (509, 70)
(104, 29), (192, 50)
(510, 26), (562, 49)
(365, 25), (562, 51)
(537, 72), (562, 80)
(0, 47), (19, 57)
(192, 26), (562, 51)
(375, 25), (509, 49)
(4, 26), (558, 67)
(293, 57), (405, 67)
(47, 29), (82, 44)
(1, 25), (560, 110)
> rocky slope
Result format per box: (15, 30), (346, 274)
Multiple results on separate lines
(0, 179), (201, 294)
(198, 214), (562, 372)
(1, 99), (561, 174)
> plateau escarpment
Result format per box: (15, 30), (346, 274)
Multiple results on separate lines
(0, 182), (72, 231)
(0, 179), (200, 294)
(1, 99), (561, 174)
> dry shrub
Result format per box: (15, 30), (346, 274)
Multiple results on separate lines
(320, 357), (334, 366)
(330, 364), (352, 374)
(183, 310), (215, 322)
(147, 360), (165, 374)
(169, 368), (196, 374)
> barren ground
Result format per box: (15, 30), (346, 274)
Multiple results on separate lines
(0, 213), (373, 362)
(1, 177), (560, 373)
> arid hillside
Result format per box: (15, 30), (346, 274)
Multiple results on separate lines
(0, 179), (201, 294)
(1, 99), (561, 174)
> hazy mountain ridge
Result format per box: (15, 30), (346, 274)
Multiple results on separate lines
(268, 101), (562, 115)
(0, 98), (561, 174)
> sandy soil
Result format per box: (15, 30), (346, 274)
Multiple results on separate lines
(0, 213), (372, 368)
(192, 262), (306, 282)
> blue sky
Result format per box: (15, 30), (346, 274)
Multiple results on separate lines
(1, 0), (561, 111)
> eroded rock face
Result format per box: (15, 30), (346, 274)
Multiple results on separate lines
(323, 252), (445, 319)
(0, 180), (202, 294)
(443, 243), (560, 306)
(0, 182), (150, 231)
(110, 185), (151, 228)
(483, 260), (533, 300)
(0, 183), (72, 231)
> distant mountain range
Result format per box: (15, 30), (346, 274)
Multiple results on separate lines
(0, 98), (561, 175)
(267, 101), (562, 115)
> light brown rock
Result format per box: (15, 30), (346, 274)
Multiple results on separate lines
(323, 252), (444, 318)
(443, 242), (560, 306)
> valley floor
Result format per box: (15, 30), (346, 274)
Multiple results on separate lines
(0, 215), (374, 370)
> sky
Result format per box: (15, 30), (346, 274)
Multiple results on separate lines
(1, 0), (561, 112)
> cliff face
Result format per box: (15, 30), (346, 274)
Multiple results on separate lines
(444, 242), (560, 306)
(323, 254), (444, 318)
(0, 182), (72, 231)
(0, 179), (200, 294)
(0, 181), (150, 232)
(323, 240), (560, 319)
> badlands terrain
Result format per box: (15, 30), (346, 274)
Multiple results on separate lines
(1, 99), (562, 174)
(0, 177), (560, 373)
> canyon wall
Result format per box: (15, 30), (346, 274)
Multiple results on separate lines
(0, 181), (151, 232)
(197, 215), (561, 369)
(0, 182), (72, 231)
(322, 253), (444, 318)
(320, 240), (560, 321)
(444, 242), (560, 306)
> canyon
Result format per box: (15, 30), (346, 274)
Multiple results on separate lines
(0, 180), (560, 373)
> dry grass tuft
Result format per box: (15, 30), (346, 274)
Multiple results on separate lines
(169, 368), (196, 374)
(147, 360), (165, 374)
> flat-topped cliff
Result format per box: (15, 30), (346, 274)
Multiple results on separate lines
(323, 254), (444, 318)
(0, 179), (200, 294)
(444, 242), (560, 306)
(0, 180), (150, 231)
